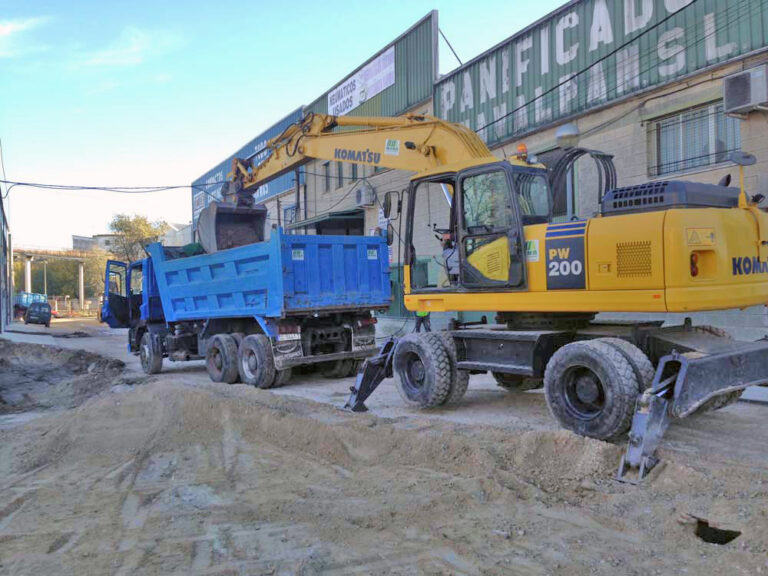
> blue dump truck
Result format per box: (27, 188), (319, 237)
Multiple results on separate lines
(100, 203), (390, 388)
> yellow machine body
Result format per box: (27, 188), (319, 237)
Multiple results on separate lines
(405, 206), (768, 314)
(228, 111), (768, 318)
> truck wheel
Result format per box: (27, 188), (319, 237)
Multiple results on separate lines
(544, 340), (639, 440)
(596, 338), (654, 390)
(492, 372), (542, 391)
(346, 360), (362, 378)
(206, 334), (239, 384)
(321, 359), (354, 379)
(238, 334), (276, 389)
(393, 333), (452, 408)
(436, 331), (469, 404)
(273, 368), (293, 388)
(140, 332), (163, 375)
(231, 332), (245, 349)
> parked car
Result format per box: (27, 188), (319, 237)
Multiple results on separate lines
(24, 302), (52, 327)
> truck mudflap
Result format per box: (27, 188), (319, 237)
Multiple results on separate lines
(344, 337), (397, 412)
(618, 341), (768, 483)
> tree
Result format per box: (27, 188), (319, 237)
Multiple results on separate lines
(109, 214), (169, 262)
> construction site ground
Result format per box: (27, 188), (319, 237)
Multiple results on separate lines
(1, 317), (768, 575)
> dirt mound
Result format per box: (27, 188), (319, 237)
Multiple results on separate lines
(0, 339), (125, 413)
(3, 380), (768, 575)
(15, 382), (618, 493)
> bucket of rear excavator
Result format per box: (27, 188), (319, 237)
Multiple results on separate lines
(196, 202), (268, 253)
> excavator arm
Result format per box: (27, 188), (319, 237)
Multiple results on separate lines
(224, 112), (496, 206)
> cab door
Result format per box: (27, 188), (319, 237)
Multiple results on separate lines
(101, 260), (129, 328)
(457, 166), (527, 290)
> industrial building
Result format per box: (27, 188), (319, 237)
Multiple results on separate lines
(192, 1), (768, 327)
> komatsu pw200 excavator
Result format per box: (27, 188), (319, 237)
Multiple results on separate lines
(226, 112), (768, 482)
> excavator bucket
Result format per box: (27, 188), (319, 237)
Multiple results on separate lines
(196, 202), (268, 253)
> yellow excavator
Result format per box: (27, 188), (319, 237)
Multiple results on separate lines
(226, 111), (768, 481)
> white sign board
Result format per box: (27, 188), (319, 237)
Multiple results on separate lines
(328, 46), (395, 116)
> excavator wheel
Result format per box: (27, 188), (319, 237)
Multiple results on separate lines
(206, 334), (240, 384)
(595, 338), (654, 390)
(393, 333), (452, 409)
(436, 331), (470, 404)
(492, 372), (542, 391)
(238, 334), (277, 389)
(544, 340), (639, 440)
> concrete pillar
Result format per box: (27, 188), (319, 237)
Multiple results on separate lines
(78, 261), (85, 312)
(24, 257), (32, 293)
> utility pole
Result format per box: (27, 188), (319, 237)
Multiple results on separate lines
(42, 260), (48, 296)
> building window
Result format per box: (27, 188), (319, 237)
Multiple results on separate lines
(351, 164), (358, 180)
(650, 102), (741, 177)
(283, 205), (297, 225)
(323, 162), (330, 193)
(336, 162), (344, 189)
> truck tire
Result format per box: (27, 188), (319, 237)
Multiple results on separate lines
(231, 332), (245, 349)
(492, 372), (543, 391)
(393, 333), (452, 408)
(238, 334), (276, 389)
(544, 340), (639, 440)
(436, 331), (470, 404)
(140, 332), (163, 375)
(206, 334), (239, 384)
(321, 359), (354, 379)
(346, 360), (362, 378)
(273, 368), (292, 387)
(596, 337), (654, 390)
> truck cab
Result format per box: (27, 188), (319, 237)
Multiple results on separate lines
(101, 258), (165, 354)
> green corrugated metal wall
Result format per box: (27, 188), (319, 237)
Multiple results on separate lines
(307, 12), (436, 119)
(435, 0), (768, 146)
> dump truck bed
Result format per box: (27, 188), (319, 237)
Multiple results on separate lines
(145, 230), (390, 322)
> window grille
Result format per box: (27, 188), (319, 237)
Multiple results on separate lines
(650, 102), (741, 177)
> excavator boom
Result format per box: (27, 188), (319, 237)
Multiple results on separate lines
(225, 113), (496, 206)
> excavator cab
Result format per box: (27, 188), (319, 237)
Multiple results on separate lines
(403, 159), (551, 295)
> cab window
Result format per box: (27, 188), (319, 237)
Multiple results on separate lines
(512, 172), (551, 224)
(462, 171), (514, 232)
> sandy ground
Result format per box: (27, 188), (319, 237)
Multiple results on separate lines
(1, 319), (768, 574)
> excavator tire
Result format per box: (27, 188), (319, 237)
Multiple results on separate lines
(206, 334), (240, 384)
(492, 372), (543, 391)
(544, 339), (639, 440)
(393, 333), (452, 408)
(238, 334), (276, 389)
(692, 326), (744, 413)
(596, 337), (654, 390)
(436, 331), (470, 405)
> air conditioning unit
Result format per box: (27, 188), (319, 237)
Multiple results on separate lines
(355, 184), (376, 207)
(724, 65), (768, 116)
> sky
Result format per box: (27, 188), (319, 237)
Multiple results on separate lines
(1, 0), (564, 249)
